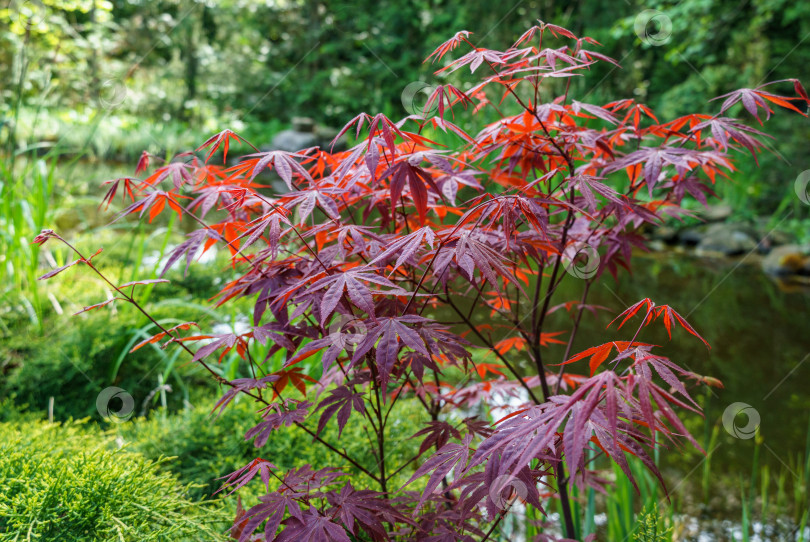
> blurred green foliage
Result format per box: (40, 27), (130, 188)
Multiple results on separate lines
(0, 306), (215, 419)
(114, 393), (428, 501)
(2, 0), (808, 216)
(0, 233), (243, 417)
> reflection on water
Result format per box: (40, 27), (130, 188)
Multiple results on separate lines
(450, 250), (810, 538)
(563, 251), (810, 473)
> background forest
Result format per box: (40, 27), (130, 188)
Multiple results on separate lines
(4, 0), (810, 214)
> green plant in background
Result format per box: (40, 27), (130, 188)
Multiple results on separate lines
(0, 304), (218, 419)
(634, 505), (672, 542)
(0, 156), (56, 326)
(115, 393), (429, 503)
(604, 453), (665, 541)
(0, 419), (228, 541)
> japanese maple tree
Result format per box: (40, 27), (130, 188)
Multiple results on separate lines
(36, 20), (807, 541)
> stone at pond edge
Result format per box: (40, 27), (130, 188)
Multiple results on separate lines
(678, 227), (704, 246)
(268, 117), (348, 153)
(650, 226), (679, 244)
(762, 245), (810, 276)
(696, 203), (733, 223)
(694, 223), (758, 256)
(269, 129), (318, 153)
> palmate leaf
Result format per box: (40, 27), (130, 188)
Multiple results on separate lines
(425, 30), (472, 64)
(274, 511), (351, 542)
(602, 146), (702, 196)
(234, 149), (314, 188)
(691, 117), (770, 156)
(142, 160), (197, 190)
(712, 83), (809, 123)
(100, 177), (138, 209)
(310, 267), (401, 325)
(159, 229), (218, 277)
(113, 189), (188, 223)
(180, 332), (246, 363)
(559, 340), (654, 376)
(129, 321), (197, 353)
(236, 209), (291, 256)
(212, 375), (280, 418)
(469, 370), (685, 496)
(368, 226), (436, 276)
(439, 47), (528, 75)
(196, 128), (253, 163)
(333, 112), (409, 155)
(433, 227), (517, 289)
(609, 298), (710, 348)
(402, 434), (473, 510)
(325, 483), (406, 539)
(239, 492), (303, 542)
(668, 176), (718, 207)
(412, 421), (462, 456)
(217, 458), (277, 495)
(570, 100), (619, 124)
(315, 386), (366, 437)
(350, 315), (431, 392)
(246, 401), (312, 448)
(571, 174), (624, 212)
(422, 84), (474, 119)
(378, 158), (440, 224)
(282, 188), (341, 224)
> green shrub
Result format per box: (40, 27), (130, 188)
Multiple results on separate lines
(0, 307), (216, 420)
(0, 419), (228, 541)
(115, 401), (258, 502)
(115, 394), (428, 502)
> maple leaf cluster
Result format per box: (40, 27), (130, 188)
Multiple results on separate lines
(37, 19), (807, 542)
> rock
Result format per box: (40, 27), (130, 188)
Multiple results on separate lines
(647, 239), (667, 252)
(314, 125), (348, 152)
(650, 226), (679, 244)
(767, 229), (795, 246)
(752, 220), (795, 252)
(268, 117), (348, 153)
(762, 245), (810, 276)
(695, 223), (758, 256)
(292, 116), (315, 132)
(697, 204), (733, 222)
(270, 129), (318, 153)
(678, 227), (704, 246)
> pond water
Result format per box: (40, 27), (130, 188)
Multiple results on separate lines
(488, 249), (810, 537)
(563, 250), (810, 472)
(447, 249), (809, 539)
